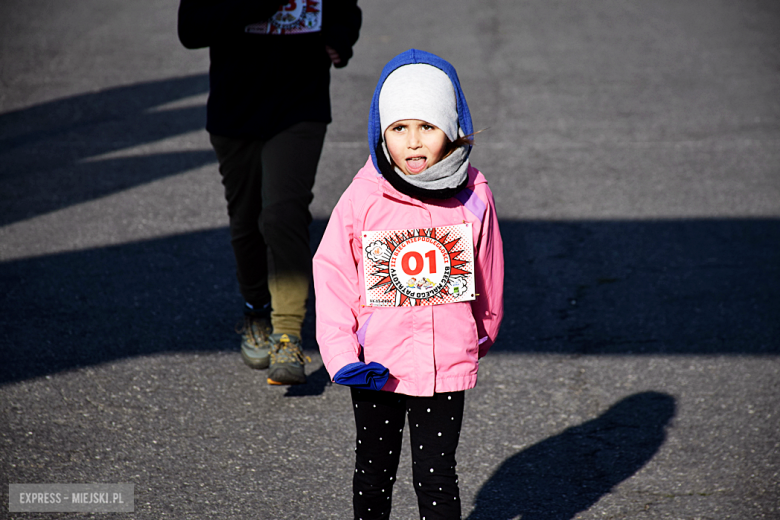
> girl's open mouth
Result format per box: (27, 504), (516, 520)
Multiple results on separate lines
(405, 156), (427, 174)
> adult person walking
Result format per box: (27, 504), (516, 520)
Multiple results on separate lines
(177, 0), (361, 385)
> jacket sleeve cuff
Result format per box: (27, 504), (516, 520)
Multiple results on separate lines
(324, 350), (363, 380)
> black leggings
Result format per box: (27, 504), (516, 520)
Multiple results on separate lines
(350, 388), (465, 520)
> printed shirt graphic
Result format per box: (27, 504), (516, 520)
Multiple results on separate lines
(245, 0), (322, 35)
(362, 224), (475, 307)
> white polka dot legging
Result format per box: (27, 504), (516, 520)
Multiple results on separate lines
(350, 387), (465, 520)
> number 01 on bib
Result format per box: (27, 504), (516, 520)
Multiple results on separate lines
(361, 223), (475, 307)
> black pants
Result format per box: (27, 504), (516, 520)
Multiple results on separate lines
(351, 388), (465, 520)
(210, 122), (327, 336)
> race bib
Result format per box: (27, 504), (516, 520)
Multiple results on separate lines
(362, 224), (475, 307)
(245, 0), (322, 35)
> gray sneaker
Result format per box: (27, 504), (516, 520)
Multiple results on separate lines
(267, 333), (308, 385)
(239, 315), (272, 369)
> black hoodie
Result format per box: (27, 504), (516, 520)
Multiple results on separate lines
(178, 0), (361, 139)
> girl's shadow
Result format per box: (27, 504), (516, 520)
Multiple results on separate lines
(468, 391), (675, 520)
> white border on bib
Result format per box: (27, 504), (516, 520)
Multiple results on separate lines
(361, 223), (475, 307)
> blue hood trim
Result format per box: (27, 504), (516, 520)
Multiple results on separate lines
(368, 49), (473, 175)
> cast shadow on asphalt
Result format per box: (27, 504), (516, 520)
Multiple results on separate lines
(2, 218), (778, 389)
(0, 74), (213, 227)
(466, 391), (676, 520)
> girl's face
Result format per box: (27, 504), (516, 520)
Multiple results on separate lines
(384, 119), (449, 175)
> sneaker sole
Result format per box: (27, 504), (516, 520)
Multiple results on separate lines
(241, 349), (270, 370)
(267, 367), (306, 385)
(267, 377), (306, 385)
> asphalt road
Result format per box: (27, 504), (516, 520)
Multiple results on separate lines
(1, 1), (779, 519)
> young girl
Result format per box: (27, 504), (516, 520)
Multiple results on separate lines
(313, 49), (504, 520)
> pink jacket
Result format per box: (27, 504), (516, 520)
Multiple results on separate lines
(313, 157), (504, 396)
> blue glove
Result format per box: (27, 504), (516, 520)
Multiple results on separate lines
(333, 362), (389, 391)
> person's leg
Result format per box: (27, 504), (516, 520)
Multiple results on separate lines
(210, 134), (273, 368)
(210, 134), (271, 309)
(351, 388), (406, 520)
(259, 121), (327, 337)
(407, 391), (465, 520)
(259, 121), (326, 384)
